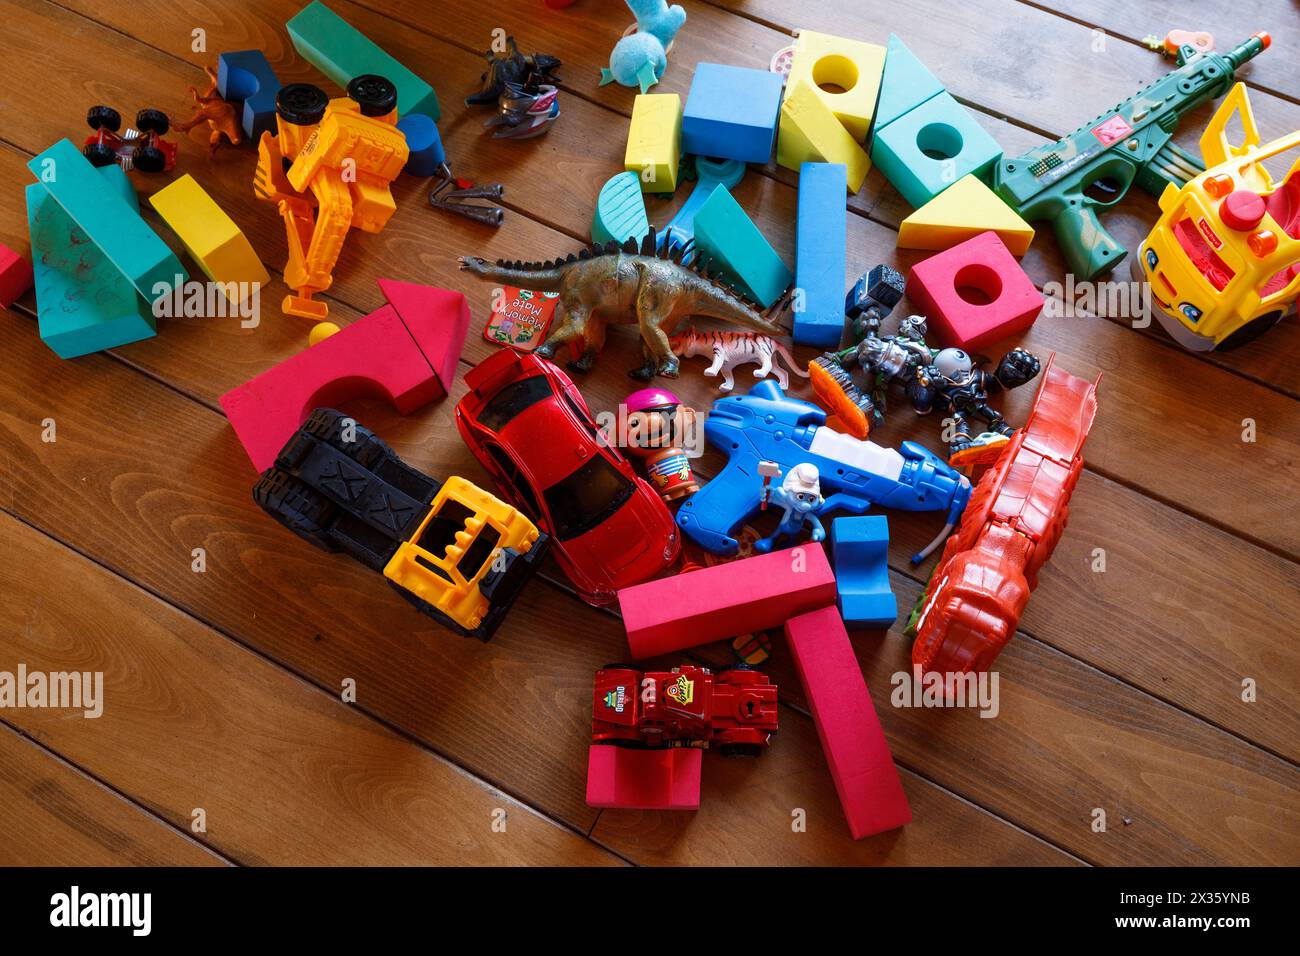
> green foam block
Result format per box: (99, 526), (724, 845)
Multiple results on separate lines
(692, 185), (792, 308)
(287, 1), (440, 120)
(592, 172), (650, 246)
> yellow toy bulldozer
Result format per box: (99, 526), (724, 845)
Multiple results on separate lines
(254, 75), (409, 321)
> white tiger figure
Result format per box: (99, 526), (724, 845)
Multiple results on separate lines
(669, 328), (809, 392)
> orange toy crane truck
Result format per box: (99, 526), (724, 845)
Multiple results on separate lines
(254, 74), (409, 322)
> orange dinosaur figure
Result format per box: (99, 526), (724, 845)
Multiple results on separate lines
(174, 65), (242, 157)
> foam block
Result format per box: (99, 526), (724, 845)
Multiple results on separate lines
(287, 0), (440, 120)
(784, 606), (911, 839)
(660, 157), (744, 255)
(794, 162), (847, 348)
(592, 172), (650, 246)
(149, 175), (269, 305)
(618, 546), (835, 659)
(874, 34), (944, 131)
(585, 745), (702, 810)
(624, 93), (681, 193)
(681, 62), (784, 164)
(786, 30), (886, 142)
(0, 242), (33, 308)
(906, 231), (1043, 351)
(27, 140), (186, 304)
(830, 516), (896, 629)
(898, 174), (1034, 256)
(777, 80), (870, 193)
(692, 185), (793, 308)
(395, 113), (445, 177)
(219, 281), (469, 471)
(26, 166), (158, 359)
(217, 49), (284, 141)
(870, 91), (1002, 208)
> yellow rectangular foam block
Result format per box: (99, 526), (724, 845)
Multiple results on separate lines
(148, 174), (270, 304)
(897, 174), (1036, 256)
(787, 29), (886, 142)
(777, 80), (870, 193)
(625, 93), (682, 194)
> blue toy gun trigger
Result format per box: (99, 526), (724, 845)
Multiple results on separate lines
(820, 492), (871, 515)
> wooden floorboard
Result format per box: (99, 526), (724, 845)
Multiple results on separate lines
(0, 0), (1296, 865)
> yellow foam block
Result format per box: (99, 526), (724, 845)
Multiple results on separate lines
(786, 29), (886, 142)
(149, 174), (269, 304)
(897, 174), (1036, 256)
(777, 80), (870, 192)
(625, 93), (682, 194)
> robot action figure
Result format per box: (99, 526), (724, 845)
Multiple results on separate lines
(753, 462), (826, 554)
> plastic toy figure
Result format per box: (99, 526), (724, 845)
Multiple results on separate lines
(254, 75), (409, 321)
(466, 36), (561, 106)
(620, 387), (699, 502)
(753, 462), (826, 554)
(911, 347), (1042, 466)
(484, 82), (560, 140)
(82, 105), (177, 173)
(174, 64), (243, 157)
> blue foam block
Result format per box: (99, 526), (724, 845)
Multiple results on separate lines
(395, 113), (445, 177)
(218, 50), (284, 141)
(793, 162), (847, 348)
(682, 62), (784, 164)
(830, 515), (896, 629)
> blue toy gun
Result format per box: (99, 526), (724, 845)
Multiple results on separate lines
(676, 380), (971, 562)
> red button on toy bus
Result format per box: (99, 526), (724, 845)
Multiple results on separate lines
(1220, 190), (1267, 231)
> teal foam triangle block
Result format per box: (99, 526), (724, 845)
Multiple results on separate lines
(874, 34), (945, 132)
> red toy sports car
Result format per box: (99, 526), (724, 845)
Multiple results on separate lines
(592, 664), (778, 756)
(82, 105), (177, 174)
(456, 348), (679, 605)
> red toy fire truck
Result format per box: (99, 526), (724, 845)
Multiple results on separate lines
(591, 664), (778, 756)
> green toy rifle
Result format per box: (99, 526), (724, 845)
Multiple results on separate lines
(993, 32), (1270, 280)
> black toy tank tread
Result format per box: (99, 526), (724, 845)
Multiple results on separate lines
(253, 467), (338, 552)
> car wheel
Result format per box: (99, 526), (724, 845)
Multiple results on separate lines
(347, 74), (398, 117)
(135, 108), (170, 135)
(86, 105), (121, 132)
(1215, 311), (1283, 352)
(601, 663), (638, 671)
(276, 83), (329, 126)
(253, 467), (336, 551)
(132, 145), (167, 173)
(83, 143), (118, 168)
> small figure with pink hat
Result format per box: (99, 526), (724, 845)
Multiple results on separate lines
(620, 387), (699, 502)
(753, 462), (826, 554)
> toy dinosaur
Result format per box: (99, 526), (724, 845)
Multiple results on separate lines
(466, 37), (561, 106)
(458, 228), (787, 379)
(174, 64), (242, 157)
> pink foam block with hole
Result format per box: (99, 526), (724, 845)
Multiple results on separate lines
(784, 605), (911, 839)
(618, 546), (837, 659)
(906, 230), (1043, 351)
(585, 745), (702, 810)
(0, 242), (34, 308)
(220, 280), (470, 472)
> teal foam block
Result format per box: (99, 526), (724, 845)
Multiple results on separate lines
(873, 34), (944, 132)
(794, 162), (847, 347)
(592, 172), (650, 245)
(870, 91), (1003, 208)
(27, 140), (187, 303)
(830, 515), (897, 630)
(287, 1), (440, 120)
(26, 165), (158, 359)
(692, 185), (792, 308)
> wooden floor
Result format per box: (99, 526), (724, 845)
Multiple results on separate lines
(0, 0), (1297, 867)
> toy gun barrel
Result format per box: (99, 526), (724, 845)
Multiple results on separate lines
(1224, 32), (1270, 70)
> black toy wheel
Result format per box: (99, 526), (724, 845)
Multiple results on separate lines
(135, 108), (170, 135)
(276, 83), (329, 126)
(83, 143), (117, 168)
(347, 74), (398, 117)
(86, 105), (121, 132)
(718, 743), (763, 758)
(715, 663), (756, 674)
(132, 145), (166, 173)
(1215, 311), (1284, 352)
(253, 467), (337, 552)
(601, 663), (638, 671)
(300, 408), (390, 468)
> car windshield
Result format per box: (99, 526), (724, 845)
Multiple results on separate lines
(542, 454), (634, 541)
(478, 374), (552, 432)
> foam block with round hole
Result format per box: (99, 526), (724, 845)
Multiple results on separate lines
(618, 545), (836, 659)
(905, 231), (1044, 351)
(585, 745), (702, 810)
(870, 91), (1002, 209)
(219, 280), (469, 472)
(784, 605), (911, 839)
(786, 29), (885, 143)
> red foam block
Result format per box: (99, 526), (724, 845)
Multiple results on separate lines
(784, 605), (911, 839)
(906, 230), (1043, 352)
(220, 280), (470, 472)
(585, 745), (702, 810)
(618, 546), (837, 659)
(0, 242), (34, 308)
